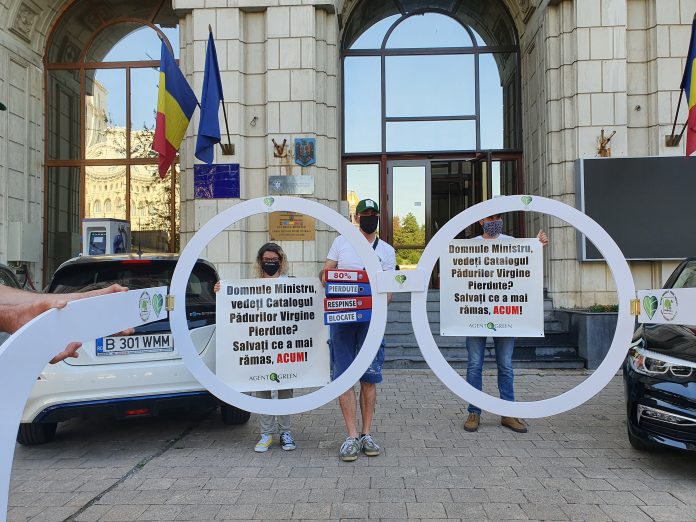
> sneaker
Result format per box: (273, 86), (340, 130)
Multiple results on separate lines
(464, 413), (480, 432)
(501, 417), (528, 433)
(280, 431), (296, 451)
(254, 434), (273, 452)
(359, 434), (381, 456)
(339, 437), (361, 462)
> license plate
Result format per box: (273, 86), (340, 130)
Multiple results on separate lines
(96, 334), (174, 356)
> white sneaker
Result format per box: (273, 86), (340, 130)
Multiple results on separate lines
(254, 434), (272, 452)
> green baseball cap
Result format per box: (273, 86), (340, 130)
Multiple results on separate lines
(356, 198), (379, 214)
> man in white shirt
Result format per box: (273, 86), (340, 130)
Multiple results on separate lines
(322, 199), (396, 462)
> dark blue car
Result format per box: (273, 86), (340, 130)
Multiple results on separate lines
(623, 257), (696, 451)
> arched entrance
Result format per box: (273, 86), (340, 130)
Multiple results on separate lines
(341, 1), (523, 271)
(43, 0), (181, 279)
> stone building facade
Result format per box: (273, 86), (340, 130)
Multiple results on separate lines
(0, 0), (693, 307)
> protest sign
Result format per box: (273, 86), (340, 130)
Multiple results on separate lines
(440, 238), (544, 337)
(325, 282), (372, 296)
(324, 296), (372, 311)
(324, 269), (369, 282)
(324, 310), (372, 325)
(216, 277), (329, 392)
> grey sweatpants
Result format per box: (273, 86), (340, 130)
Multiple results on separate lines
(256, 389), (294, 435)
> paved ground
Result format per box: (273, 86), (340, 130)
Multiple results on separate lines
(8, 369), (696, 522)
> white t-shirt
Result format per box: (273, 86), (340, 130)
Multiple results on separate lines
(327, 235), (397, 272)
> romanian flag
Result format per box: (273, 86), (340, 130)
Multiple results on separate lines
(153, 41), (198, 178)
(680, 16), (696, 156)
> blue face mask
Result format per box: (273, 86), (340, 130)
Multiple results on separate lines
(482, 219), (503, 237)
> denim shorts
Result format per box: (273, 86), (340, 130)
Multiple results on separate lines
(329, 322), (385, 384)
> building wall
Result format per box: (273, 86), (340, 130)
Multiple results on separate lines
(0, 1), (45, 281)
(521, 0), (689, 308)
(0, 0), (692, 301)
(0, 0), (68, 284)
(174, 0), (340, 280)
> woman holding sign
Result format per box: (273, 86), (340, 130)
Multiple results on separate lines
(463, 214), (548, 434)
(215, 243), (297, 452)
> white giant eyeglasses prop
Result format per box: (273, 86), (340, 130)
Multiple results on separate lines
(0, 194), (670, 522)
(0, 288), (168, 522)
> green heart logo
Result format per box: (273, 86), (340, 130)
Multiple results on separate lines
(643, 295), (658, 319)
(395, 274), (407, 285)
(152, 293), (164, 317)
(263, 197), (275, 208)
(521, 195), (533, 207)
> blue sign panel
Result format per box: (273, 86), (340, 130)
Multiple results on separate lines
(194, 163), (240, 199)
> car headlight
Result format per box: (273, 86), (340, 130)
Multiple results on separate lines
(629, 349), (694, 378)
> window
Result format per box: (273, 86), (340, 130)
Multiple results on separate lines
(45, 0), (181, 279)
(342, 7), (520, 154)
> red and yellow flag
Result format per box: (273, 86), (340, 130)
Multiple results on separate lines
(680, 17), (696, 156)
(153, 41), (198, 178)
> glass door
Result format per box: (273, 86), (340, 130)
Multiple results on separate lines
(388, 161), (429, 269)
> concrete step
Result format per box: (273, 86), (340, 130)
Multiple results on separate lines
(380, 290), (582, 369)
(386, 344), (579, 358)
(384, 331), (575, 347)
(383, 355), (586, 370)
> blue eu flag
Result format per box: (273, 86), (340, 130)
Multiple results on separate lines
(195, 33), (223, 164)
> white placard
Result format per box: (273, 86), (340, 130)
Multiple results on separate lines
(439, 238), (544, 337)
(215, 277), (329, 392)
(637, 288), (696, 325)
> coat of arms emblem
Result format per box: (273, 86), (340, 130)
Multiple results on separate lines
(294, 138), (316, 167)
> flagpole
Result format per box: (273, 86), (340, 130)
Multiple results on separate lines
(667, 90), (684, 146)
(677, 119), (688, 140)
(220, 98), (234, 154)
(209, 25), (234, 155)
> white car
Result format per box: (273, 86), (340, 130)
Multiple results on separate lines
(18, 254), (249, 445)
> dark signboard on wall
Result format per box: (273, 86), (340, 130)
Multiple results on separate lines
(576, 157), (696, 261)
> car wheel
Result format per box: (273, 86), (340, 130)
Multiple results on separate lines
(220, 403), (251, 425)
(627, 426), (657, 452)
(16, 423), (57, 445)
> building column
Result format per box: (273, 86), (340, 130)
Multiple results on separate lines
(174, 1), (340, 279)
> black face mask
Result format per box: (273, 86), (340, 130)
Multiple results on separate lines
(359, 215), (379, 234)
(262, 261), (280, 276)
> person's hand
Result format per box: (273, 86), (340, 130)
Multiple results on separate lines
(63, 283), (128, 302)
(47, 327), (135, 364)
(537, 229), (548, 247)
(214, 281), (221, 293)
(49, 342), (81, 364)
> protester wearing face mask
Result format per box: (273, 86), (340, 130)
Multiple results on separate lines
(321, 199), (396, 461)
(463, 214), (548, 434)
(215, 243), (297, 453)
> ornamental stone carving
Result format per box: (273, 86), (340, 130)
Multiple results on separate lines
(10, 1), (40, 43)
(516, 0), (535, 22)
